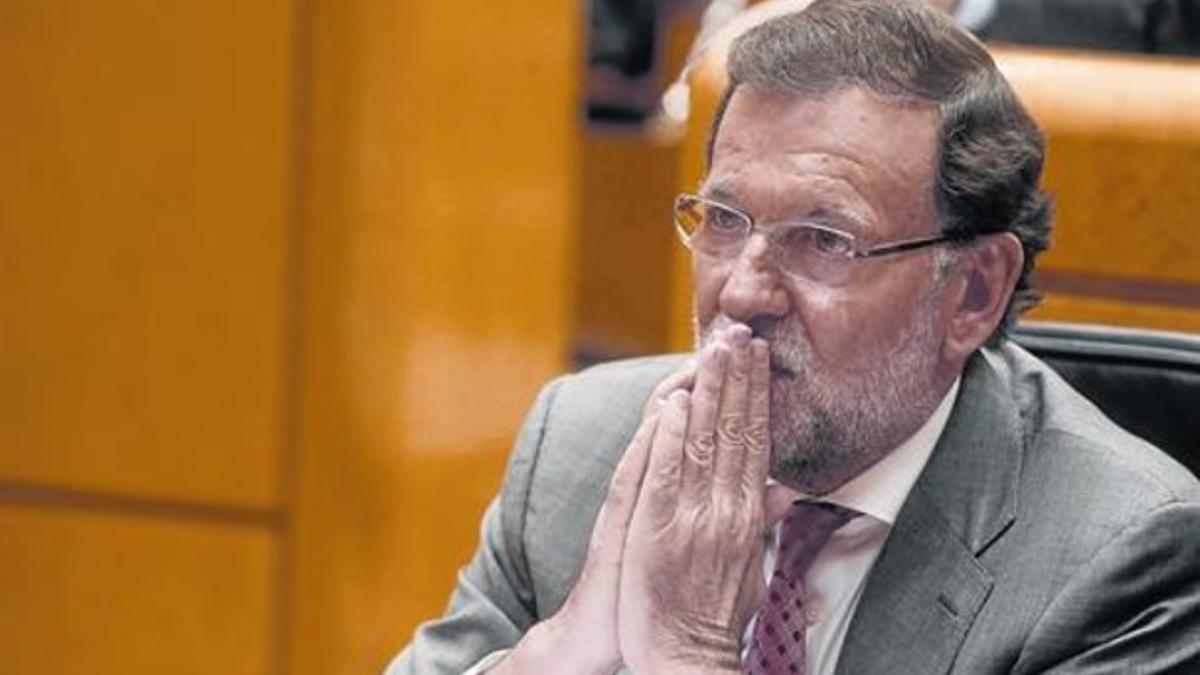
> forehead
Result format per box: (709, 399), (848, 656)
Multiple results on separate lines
(707, 85), (940, 234)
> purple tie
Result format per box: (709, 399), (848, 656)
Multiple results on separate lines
(744, 501), (858, 675)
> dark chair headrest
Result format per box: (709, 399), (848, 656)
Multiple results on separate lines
(1013, 322), (1200, 479)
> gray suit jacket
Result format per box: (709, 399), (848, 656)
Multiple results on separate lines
(390, 342), (1200, 673)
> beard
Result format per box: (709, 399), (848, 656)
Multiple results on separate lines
(698, 291), (946, 495)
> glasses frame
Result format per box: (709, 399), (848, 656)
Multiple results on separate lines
(674, 193), (960, 273)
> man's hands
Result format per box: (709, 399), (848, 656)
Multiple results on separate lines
(618, 325), (771, 673)
(499, 324), (770, 674)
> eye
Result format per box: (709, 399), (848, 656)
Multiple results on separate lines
(776, 226), (857, 284)
(809, 227), (854, 256)
(703, 205), (746, 234)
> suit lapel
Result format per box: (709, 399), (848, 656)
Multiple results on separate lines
(833, 489), (994, 675)
(835, 349), (1025, 675)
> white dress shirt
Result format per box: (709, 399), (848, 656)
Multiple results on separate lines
(466, 379), (960, 675)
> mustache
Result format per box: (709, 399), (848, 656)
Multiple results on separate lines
(700, 315), (808, 376)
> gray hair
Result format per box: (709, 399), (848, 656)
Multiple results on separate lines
(707, 0), (1052, 344)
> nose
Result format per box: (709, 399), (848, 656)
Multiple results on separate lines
(718, 234), (791, 326)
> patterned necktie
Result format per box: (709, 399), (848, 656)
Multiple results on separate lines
(744, 501), (858, 675)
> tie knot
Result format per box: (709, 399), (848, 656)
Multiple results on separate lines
(776, 501), (858, 578)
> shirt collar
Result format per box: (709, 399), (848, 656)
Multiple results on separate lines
(789, 377), (961, 526)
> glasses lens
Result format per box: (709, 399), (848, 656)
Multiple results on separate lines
(674, 196), (749, 256)
(776, 225), (856, 285)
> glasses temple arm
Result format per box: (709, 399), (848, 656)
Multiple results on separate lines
(860, 233), (960, 258)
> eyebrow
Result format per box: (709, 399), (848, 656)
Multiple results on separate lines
(697, 183), (875, 234)
(696, 181), (744, 208)
(805, 205), (873, 234)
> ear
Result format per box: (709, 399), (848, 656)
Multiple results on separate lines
(942, 233), (1024, 363)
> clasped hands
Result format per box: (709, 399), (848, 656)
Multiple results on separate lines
(499, 324), (775, 674)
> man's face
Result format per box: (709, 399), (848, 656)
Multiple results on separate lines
(695, 85), (955, 494)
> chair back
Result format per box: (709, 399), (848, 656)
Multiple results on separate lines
(1014, 322), (1200, 478)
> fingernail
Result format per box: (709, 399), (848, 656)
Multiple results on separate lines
(728, 323), (751, 346)
(750, 338), (768, 357)
(669, 389), (690, 406)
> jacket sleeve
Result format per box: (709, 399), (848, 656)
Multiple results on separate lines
(1013, 500), (1200, 674)
(383, 377), (566, 675)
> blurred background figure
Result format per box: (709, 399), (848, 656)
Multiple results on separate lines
(587, 0), (665, 122)
(955, 0), (1200, 54)
(1, 2), (1197, 675)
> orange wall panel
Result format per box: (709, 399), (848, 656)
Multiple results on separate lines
(577, 132), (680, 358)
(0, 0), (297, 507)
(995, 49), (1200, 286)
(287, 2), (579, 674)
(1038, 136), (1200, 283)
(0, 506), (276, 675)
(1030, 294), (1200, 334)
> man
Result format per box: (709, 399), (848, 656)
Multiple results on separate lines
(388, 1), (1200, 673)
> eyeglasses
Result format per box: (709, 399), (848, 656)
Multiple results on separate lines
(673, 193), (958, 286)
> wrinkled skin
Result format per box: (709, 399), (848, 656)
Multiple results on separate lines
(618, 326), (772, 672)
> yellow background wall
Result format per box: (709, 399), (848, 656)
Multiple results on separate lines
(1, 1), (577, 673)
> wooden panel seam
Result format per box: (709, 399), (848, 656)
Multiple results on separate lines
(0, 481), (284, 530)
(274, 0), (317, 670)
(1036, 269), (1200, 309)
